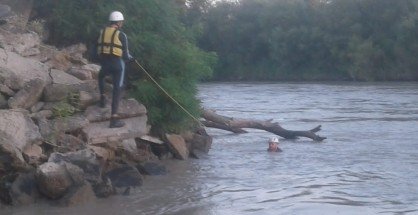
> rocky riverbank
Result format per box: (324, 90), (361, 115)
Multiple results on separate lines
(0, 11), (211, 207)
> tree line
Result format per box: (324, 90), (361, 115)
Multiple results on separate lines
(195, 0), (418, 81)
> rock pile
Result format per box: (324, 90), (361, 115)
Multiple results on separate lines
(0, 12), (212, 207)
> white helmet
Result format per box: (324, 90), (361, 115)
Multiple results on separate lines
(109, 11), (124, 21)
(269, 137), (279, 143)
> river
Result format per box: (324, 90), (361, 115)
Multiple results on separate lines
(3, 82), (418, 215)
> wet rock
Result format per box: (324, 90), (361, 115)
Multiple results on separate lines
(67, 67), (92, 80)
(58, 182), (96, 206)
(92, 177), (115, 198)
(85, 99), (147, 122)
(166, 134), (189, 160)
(48, 149), (101, 184)
(9, 172), (40, 206)
(8, 79), (45, 110)
(35, 161), (86, 201)
(35, 162), (72, 199)
(106, 165), (143, 189)
(136, 162), (167, 176)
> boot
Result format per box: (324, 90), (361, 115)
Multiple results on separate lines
(109, 118), (125, 128)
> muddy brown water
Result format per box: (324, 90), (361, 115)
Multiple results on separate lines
(2, 82), (418, 215)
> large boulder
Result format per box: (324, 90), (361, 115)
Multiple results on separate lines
(8, 78), (45, 110)
(35, 162), (73, 199)
(35, 161), (86, 200)
(0, 48), (50, 90)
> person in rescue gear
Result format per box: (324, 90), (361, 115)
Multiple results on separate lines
(97, 11), (134, 128)
(267, 137), (282, 152)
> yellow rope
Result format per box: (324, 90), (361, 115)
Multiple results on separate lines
(133, 59), (203, 126)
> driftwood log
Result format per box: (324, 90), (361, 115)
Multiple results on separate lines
(201, 109), (326, 141)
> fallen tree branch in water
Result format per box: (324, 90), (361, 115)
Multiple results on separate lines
(201, 109), (326, 141)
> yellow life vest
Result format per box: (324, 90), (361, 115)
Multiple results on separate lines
(97, 27), (123, 57)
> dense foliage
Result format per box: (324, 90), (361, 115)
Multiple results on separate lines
(198, 0), (418, 81)
(33, 0), (216, 133)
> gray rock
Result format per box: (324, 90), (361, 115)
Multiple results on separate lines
(78, 91), (100, 110)
(58, 182), (96, 206)
(30, 102), (44, 113)
(55, 134), (86, 153)
(35, 162), (72, 199)
(8, 79), (45, 110)
(92, 177), (115, 198)
(106, 165), (143, 188)
(12, 33), (41, 57)
(48, 149), (101, 184)
(82, 115), (149, 144)
(22, 144), (44, 166)
(85, 99), (147, 122)
(43, 80), (97, 102)
(0, 131), (28, 172)
(82, 64), (100, 80)
(67, 67), (92, 80)
(29, 110), (53, 120)
(49, 115), (89, 133)
(0, 84), (15, 97)
(0, 48), (50, 90)
(0, 110), (41, 151)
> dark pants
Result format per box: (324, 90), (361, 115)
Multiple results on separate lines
(98, 55), (126, 115)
